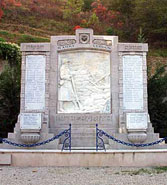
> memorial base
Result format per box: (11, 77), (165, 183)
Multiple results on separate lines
(1, 149), (167, 167)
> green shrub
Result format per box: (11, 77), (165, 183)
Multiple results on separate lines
(148, 64), (167, 137)
(0, 42), (21, 138)
(0, 42), (21, 66)
(0, 37), (6, 42)
(106, 27), (114, 35)
(0, 65), (20, 137)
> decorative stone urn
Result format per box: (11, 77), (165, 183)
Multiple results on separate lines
(20, 133), (40, 144)
(127, 132), (147, 143)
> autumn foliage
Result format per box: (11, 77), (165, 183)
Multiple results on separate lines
(91, 0), (123, 29)
(0, 0), (21, 19)
(28, 0), (63, 19)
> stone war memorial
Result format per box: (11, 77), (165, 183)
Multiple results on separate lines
(0, 28), (167, 167)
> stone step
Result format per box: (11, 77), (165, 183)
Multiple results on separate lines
(49, 128), (116, 135)
(50, 123), (114, 129)
(59, 135), (109, 147)
(59, 144), (110, 150)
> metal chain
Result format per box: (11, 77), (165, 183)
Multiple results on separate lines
(103, 131), (166, 147)
(0, 126), (71, 149)
(97, 127), (167, 147)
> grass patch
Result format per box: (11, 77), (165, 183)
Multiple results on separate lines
(0, 30), (50, 44)
(120, 167), (167, 176)
(154, 167), (167, 173)
(149, 49), (167, 57)
(0, 30), (15, 39)
(18, 34), (49, 43)
(129, 168), (152, 175)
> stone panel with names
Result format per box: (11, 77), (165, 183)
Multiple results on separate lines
(20, 113), (42, 129)
(126, 113), (148, 130)
(123, 55), (144, 110)
(25, 55), (46, 110)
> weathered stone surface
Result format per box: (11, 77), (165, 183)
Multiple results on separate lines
(25, 55), (46, 111)
(20, 133), (40, 143)
(123, 55), (143, 110)
(0, 28), (162, 151)
(127, 132), (147, 143)
(1, 149), (167, 167)
(0, 154), (11, 165)
(58, 50), (110, 113)
(126, 113), (148, 130)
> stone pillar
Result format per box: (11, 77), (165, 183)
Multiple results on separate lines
(117, 43), (157, 144)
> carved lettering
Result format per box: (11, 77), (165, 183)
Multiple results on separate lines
(55, 114), (112, 123)
(57, 39), (76, 46)
(58, 44), (75, 50)
(26, 45), (44, 50)
(125, 45), (142, 51)
(93, 39), (112, 46)
(93, 44), (111, 50)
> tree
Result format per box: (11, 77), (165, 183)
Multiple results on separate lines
(148, 65), (167, 137)
(0, 42), (21, 138)
(90, 0), (123, 34)
(133, 0), (167, 45)
(28, 0), (63, 19)
(83, 0), (94, 11)
(106, 0), (136, 41)
(63, 0), (84, 24)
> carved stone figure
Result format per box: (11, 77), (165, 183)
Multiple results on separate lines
(58, 51), (111, 113)
(59, 59), (82, 112)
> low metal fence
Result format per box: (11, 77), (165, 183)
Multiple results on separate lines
(0, 124), (71, 151)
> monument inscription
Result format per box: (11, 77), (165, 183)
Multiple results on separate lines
(123, 55), (143, 110)
(20, 113), (42, 129)
(126, 113), (148, 130)
(55, 114), (112, 122)
(25, 55), (46, 110)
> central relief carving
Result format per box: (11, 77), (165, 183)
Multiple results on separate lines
(58, 50), (111, 113)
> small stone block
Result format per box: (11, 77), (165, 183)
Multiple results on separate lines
(0, 154), (11, 165)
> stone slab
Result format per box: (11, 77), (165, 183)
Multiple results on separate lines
(20, 113), (42, 130)
(25, 55), (46, 110)
(123, 55), (143, 110)
(1, 149), (167, 167)
(0, 154), (11, 165)
(126, 113), (148, 130)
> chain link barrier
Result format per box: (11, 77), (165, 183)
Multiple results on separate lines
(96, 124), (167, 151)
(0, 124), (71, 151)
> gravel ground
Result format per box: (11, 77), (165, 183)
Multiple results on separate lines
(0, 166), (167, 185)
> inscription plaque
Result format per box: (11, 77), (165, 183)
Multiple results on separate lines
(25, 55), (46, 110)
(20, 113), (42, 129)
(126, 113), (148, 130)
(123, 55), (143, 110)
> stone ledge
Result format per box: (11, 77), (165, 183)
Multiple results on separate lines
(1, 149), (167, 153)
(1, 149), (167, 167)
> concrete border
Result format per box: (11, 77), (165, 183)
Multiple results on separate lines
(1, 149), (167, 167)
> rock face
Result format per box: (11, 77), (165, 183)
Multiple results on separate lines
(58, 50), (111, 113)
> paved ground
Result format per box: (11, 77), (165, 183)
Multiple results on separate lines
(0, 166), (167, 185)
